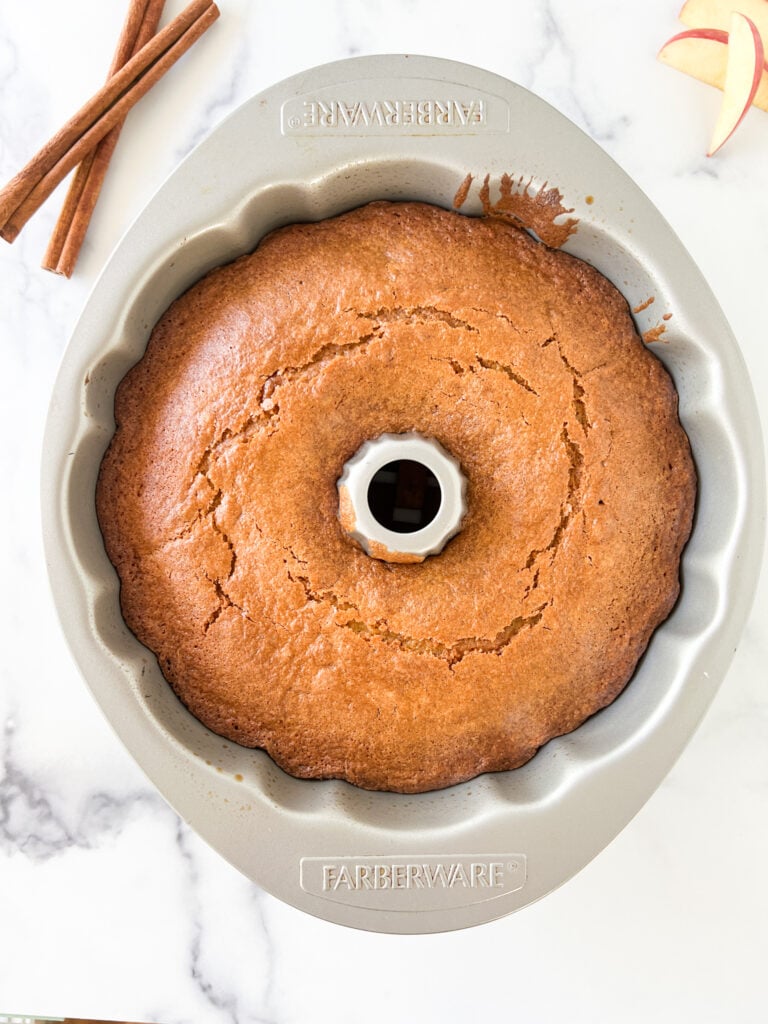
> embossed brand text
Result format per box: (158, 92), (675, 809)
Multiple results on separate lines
(301, 853), (527, 908)
(296, 98), (487, 130)
(322, 860), (505, 891)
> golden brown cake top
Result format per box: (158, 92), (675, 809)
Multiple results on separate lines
(97, 201), (696, 793)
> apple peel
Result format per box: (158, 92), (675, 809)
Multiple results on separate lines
(660, 26), (729, 47)
(707, 12), (765, 154)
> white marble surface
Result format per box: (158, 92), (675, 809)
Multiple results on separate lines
(1, 0), (767, 1019)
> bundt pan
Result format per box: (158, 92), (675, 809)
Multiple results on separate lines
(43, 56), (765, 933)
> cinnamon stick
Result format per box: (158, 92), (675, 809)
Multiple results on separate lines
(42, 0), (167, 276)
(0, 0), (218, 242)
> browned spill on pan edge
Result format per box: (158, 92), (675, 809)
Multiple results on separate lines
(453, 171), (579, 249)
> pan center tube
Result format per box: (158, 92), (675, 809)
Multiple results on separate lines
(337, 432), (467, 563)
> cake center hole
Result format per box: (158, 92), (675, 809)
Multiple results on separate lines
(367, 459), (442, 534)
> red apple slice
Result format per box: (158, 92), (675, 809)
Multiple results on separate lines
(708, 12), (765, 154)
(659, 25), (768, 113)
(659, 30), (734, 96)
(680, 0), (768, 45)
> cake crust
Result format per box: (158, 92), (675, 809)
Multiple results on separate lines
(96, 201), (697, 793)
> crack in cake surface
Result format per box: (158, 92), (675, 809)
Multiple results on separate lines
(285, 560), (550, 668)
(475, 355), (539, 395)
(554, 336), (591, 433)
(182, 301), (548, 518)
(351, 305), (481, 334)
(182, 311), (585, 644)
(524, 425), (584, 569)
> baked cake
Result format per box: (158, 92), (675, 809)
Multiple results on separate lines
(96, 201), (696, 793)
